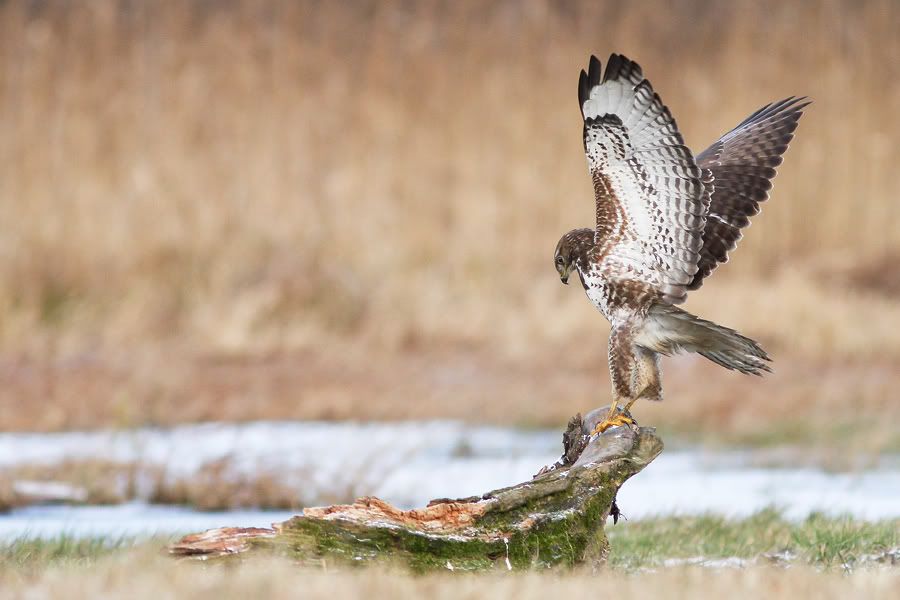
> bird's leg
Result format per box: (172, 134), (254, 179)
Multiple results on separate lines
(599, 348), (663, 433)
(623, 396), (639, 412)
(602, 380), (656, 432)
(622, 347), (663, 412)
(604, 400), (620, 421)
(590, 326), (637, 436)
(590, 398), (635, 436)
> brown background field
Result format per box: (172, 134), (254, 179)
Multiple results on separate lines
(0, 0), (898, 449)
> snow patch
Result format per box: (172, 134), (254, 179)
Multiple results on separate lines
(1, 421), (899, 540)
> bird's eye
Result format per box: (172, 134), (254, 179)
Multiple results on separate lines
(555, 256), (564, 266)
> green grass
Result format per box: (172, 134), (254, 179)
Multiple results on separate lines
(0, 535), (169, 579)
(1, 512), (896, 579)
(607, 509), (900, 569)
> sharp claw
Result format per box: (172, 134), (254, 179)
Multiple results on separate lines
(590, 414), (635, 436)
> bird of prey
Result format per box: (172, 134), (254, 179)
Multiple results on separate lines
(554, 54), (809, 435)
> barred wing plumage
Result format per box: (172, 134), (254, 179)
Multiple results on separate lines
(579, 54), (708, 305)
(688, 97), (811, 290)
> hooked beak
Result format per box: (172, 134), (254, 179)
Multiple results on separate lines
(559, 264), (571, 285)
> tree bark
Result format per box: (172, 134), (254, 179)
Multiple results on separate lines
(169, 408), (663, 571)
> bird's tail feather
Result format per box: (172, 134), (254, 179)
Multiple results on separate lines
(645, 304), (772, 375)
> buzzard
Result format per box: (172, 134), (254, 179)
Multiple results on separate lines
(554, 54), (809, 434)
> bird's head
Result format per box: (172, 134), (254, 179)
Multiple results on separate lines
(554, 228), (594, 285)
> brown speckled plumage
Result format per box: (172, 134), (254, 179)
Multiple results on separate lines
(690, 97), (811, 289)
(554, 54), (809, 412)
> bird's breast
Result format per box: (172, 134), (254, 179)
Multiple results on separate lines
(579, 260), (659, 325)
(579, 268), (615, 322)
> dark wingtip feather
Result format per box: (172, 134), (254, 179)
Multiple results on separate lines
(602, 53), (643, 85)
(578, 69), (589, 109)
(580, 52), (650, 112)
(603, 53), (622, 82)
(587, 55), (602, 88)
(737, 96), (812, 129)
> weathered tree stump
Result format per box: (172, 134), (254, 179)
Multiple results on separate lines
(169, 408), (663, 571)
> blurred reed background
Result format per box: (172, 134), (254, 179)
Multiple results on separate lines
(0, 0), (897, 446)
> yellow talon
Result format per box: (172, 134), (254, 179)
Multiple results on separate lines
(590, 412), (635, 436)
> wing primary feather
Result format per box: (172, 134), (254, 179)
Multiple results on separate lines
(688, 97), (811, 290)
(580, 53), (708, 304)
(603, 53), (623, 82)
(588, 55), (602, 88)
(578, 69), (589, 109)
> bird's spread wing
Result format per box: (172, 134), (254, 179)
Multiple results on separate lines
(580, 54), (708, 304)
(688, 97), (811, 290)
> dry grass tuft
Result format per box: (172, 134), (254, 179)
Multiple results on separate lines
(2, 550), (899, 600)
(0, 457), (346, 512)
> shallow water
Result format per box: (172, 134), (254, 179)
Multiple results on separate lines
(1, 421), (898, 540)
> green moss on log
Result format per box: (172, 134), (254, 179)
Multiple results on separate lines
(169, 416), (662, 572)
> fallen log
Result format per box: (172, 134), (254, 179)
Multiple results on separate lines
(169, 407), (663, 571)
